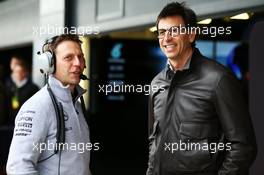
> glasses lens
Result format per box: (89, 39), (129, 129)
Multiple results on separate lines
(157, 29), (166, 38)
(170, 26), (180, 36)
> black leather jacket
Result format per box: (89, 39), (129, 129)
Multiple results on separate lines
(147, 48), (257, 175)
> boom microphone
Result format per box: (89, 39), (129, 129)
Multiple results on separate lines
(80, 74), (90, 80)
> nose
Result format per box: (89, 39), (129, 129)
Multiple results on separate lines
(73, 57), (83, 67)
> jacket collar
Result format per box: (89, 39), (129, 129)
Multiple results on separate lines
(48, 75), (86, 103)
(167, 53), (191, 73)
(165, 48), (202, 79)
(189, 47), (203, 69)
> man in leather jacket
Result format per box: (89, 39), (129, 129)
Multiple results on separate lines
(146, 2), (257, 175)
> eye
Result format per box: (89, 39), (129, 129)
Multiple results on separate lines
(64, 55), (73, 61)
(158, 29), (166, 36)
(78, 54), (84, 59)
(170, 26), (180, 35)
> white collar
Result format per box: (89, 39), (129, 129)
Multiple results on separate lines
(48, 75), (86, 103)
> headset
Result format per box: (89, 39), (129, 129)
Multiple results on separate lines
(37, 36), (58, 75)
(37, 35), (90, 174)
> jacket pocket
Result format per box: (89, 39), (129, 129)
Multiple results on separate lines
(179, 122), (218, 141)
(167, 122), (219, 172)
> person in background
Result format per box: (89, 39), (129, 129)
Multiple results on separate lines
(4, 55), (39, 126)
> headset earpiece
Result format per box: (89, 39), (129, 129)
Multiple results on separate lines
(37, 49), (55, 74)
(37, 36), (58, 74)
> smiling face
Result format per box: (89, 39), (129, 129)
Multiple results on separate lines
(53, 40), (85, 90)
(158, 15), (195, 62)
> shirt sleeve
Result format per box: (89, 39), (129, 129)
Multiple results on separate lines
(6, 98), (50, 175)
(146, 88), (157, 175)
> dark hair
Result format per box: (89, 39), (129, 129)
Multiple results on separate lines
(156, 2), (197, 47)
(49, 34), (82, 53)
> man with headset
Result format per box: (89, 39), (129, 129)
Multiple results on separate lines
(6, 34), (92, 175)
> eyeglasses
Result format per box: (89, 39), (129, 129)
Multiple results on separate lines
(156, 26), (186, 39)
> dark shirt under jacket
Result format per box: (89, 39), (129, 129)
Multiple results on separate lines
(4, 77), (39, 126)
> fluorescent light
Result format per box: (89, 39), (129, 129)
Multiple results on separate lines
(198, 18), (212, 24)
(230, 13), (249, 20)
(149, 26), (157, 32)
